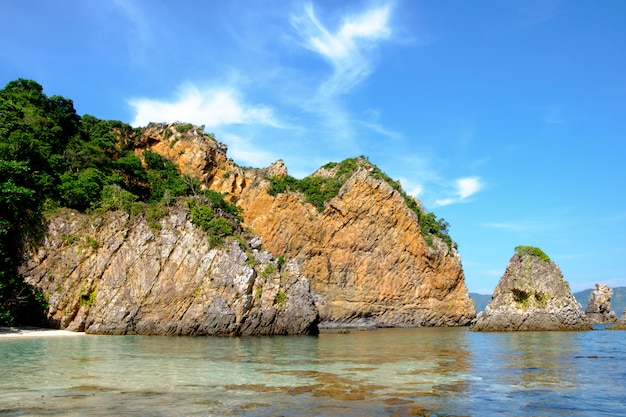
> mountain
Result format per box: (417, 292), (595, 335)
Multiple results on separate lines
(469, 293), (492, 313)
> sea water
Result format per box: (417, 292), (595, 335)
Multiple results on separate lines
(1, 327), (624, 416)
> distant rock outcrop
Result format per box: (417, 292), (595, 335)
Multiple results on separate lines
(470, 247), (591, 331)
(19, 206), (319, 336)
(138, 124), (476, 327)
(585, 283), (618, 324)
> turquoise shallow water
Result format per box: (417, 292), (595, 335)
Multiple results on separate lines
(1, 327), (625, 416)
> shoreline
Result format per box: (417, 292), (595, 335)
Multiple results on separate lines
(0, 326), (85, 339)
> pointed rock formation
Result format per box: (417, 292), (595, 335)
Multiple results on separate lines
(470, 246), (591, 331)
(585, 283), (618, 324)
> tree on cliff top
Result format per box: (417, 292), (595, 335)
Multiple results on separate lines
(515, 245), (551, 263)
(0, 79), (240, 325)
(267, 156), (454, 251)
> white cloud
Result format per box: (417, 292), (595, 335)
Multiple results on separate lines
(434, 197), (456, 207)
(359, 120), (402, 140)
(457, 177), (482, 199)
(291, 2), (392, 97)
(220, 133), (277, 168)
(397, 176), (423, 198)
(434, 177), (483, 206)
(114, 0), (155, 66)
(129, 83), (279, 128)
(481, 222), (529, 232)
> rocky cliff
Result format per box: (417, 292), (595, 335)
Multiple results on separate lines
(470, 249), (591, 331)
(133, 123), (475, 327)
(19, 122), (476, 332)
(585, 283), (618, 324)
(19, 205), (318, 336)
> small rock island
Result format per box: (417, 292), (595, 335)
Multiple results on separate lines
(585, 283), (618, 324)
(470, 246), (591, 331)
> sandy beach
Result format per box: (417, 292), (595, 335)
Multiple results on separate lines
(0, 326), (85, 338)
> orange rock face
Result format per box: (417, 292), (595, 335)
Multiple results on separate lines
(138, 124), (476, 326)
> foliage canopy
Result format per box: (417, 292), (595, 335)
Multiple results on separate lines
(267, 156), (454, 251)
(515, 245), (551, 263)
(0, 79), (241, 325)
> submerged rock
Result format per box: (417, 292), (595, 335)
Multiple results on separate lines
(470, 247), (591, 331)
(585, 283), (618, 324)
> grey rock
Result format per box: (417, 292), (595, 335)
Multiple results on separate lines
(19, 204), (319, 336)
(470, 253), (591, 331)
(249, 236), (263, 249)
(585, 283), (618, 324)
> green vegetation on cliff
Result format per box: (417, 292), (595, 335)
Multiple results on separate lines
(515, 245), (551, 262)
(0, 79), (240, 325)
(267, 156), (453, 250)
(267, 158), (359, 212)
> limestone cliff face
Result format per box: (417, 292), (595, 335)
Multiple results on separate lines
(470, 253), (591, 331)
(135, 124), (475, 327)
(19, 206), (318, 336)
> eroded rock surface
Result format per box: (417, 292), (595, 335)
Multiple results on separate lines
(585, 283), (617, 324)
(19, 206), (318, 336)
(21, 122), (476, 332)
(470, 252), (591, 331)
(136, 125), (476, 327)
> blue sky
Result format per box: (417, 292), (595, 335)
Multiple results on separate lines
(2, 1), (625, 294)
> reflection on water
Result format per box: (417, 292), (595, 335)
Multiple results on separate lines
(479, 331), (581, 389)
(1, 327), (625, 416)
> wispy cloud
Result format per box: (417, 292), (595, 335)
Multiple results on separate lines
(291, 2), (393, 97)
(458, 177), (481, 199)
(397, 176), (423, 198)
(481, 221), (533, 232)
(285, 2), (396, 145)
(515, 0), (560, 27)
(434, 177), (483, 206)
(220, 133), (277, 168)
(129, 83), (279, 128)
(114, 0), (156, 66)
(358, 119), (403, 140)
